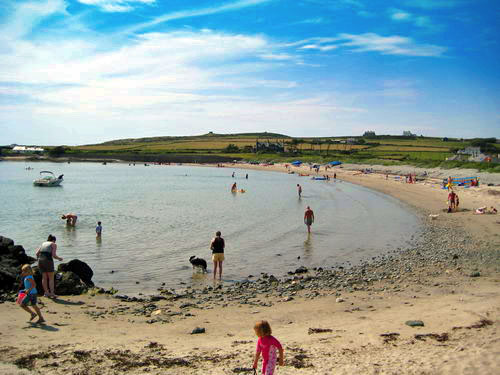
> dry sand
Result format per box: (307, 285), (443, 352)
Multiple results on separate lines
(1, 163), (499, 375)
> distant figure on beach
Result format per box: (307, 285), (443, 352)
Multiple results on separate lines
(455, 195), (459, 211)
(36, 235), (63, 298)
(61, 213), (77, 226)
(304, 206), (314, 233)
(297, 184), (302, 198)
(232, 172), (235, 178)
(96, 221), (102, 238)
(447, 190), (456, 213)
(246, 173), (248, 179)
(334, 173), (337, 180)
(253, 320), (284, 375)
(210, 231), (225, 280)
(231, 182), (237, 192)
(18, 264), (45, 324)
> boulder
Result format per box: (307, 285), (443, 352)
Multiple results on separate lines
(55, 271), (87, 295)
(8, 245), (35, 266)
(0, 264), (17, 292)
(0, 236), (14, 248)
(58, 259), (94, 286)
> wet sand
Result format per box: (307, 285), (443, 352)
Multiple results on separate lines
(1, 163), (499, 375)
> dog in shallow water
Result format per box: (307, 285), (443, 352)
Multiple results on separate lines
(189, 256), (207, 271)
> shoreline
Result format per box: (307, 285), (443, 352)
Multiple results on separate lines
(1, 161), (499, 374)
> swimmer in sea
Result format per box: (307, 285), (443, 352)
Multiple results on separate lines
(61, 213), (77, 226)
(231, 182), (237, 192)
(304, 206), (314, 234)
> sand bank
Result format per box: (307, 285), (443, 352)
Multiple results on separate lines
(1, 163), (499, 375)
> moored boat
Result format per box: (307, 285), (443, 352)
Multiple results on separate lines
(33, 171), (63, 187)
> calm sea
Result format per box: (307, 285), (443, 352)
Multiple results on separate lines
(0, 161), (419, 294)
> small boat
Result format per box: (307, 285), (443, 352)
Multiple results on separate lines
(33, 171), (63, 187)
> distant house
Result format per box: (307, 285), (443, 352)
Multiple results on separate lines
(403, 131), (416, 137)
(457, 147), (481, 158)
(255, 141), (284, 153)
(346, 138), (356, 144)
(12, 146), (44, 153)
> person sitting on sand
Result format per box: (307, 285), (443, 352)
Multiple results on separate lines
(231, 182), (237, 192)
(474, 206), (487, 215)
(61, 213), (77, 226)
(18, 264), (45, 324)
(490, 207), (498, 214)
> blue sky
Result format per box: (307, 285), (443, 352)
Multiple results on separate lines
(0, 0), (499, 145)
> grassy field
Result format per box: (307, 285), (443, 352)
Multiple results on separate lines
(44, 133), (498, 172)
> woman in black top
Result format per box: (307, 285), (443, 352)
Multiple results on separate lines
(210, 231), (225, 280)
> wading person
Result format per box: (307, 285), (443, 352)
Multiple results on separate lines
(304, 206), (314, 234)
(36, 235), (63, 298)
(210, 231), (225, 280)
(61, 213), (77, 226)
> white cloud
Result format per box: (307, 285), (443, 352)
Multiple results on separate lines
(391, 9), (412, 21)
(388, 8), (440, 31)
(0, 0), (67, 39)
(338, 33), (446, 56)
(297, 17), (325, 24)
(260, 53), (294, 60)
(403, 0), (466, 9)
(299, 44), (337, 52)
(77, 0), (155, 13)
(124, 0), (272, 33)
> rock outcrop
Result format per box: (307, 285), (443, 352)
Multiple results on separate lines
(0, 235), (95, 298)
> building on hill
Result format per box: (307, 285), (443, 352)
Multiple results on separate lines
(403, 131), (416, 137)
(12, 146), (44, 153)
(457, 146), (481, 158)
(255, 140), (285, 153)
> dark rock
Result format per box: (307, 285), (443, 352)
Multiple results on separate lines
(470, 271), (480, 277)
(55, 271), (87, 295)
(191, 327), (205, 334)
(405, 320), (424, 327)
(58, 259), (94, 286)
(295, 266), (308, 274)
(0, 236), (14, 248)
(0, 264), (17, 291)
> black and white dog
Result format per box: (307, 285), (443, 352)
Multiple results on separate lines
(189, 256), (207, 271)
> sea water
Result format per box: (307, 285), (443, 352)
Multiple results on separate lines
(0, 161), (420, 294)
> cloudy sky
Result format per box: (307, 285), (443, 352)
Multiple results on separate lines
(0, 0), (499, 145)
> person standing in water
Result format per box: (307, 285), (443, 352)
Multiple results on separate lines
(210, 231), (225, 280)
(297, 184), (302, 198)
(231, 182), (237, 192)
(61, 213), (77, 226)
(96, 221), (103, 238)
(304, 206), (314, 234)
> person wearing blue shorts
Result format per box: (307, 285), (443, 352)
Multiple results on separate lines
(19, 264), (45, 324)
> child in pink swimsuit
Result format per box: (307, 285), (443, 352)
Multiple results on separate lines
(253, 320), (284, 375)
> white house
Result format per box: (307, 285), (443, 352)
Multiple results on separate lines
(457, 147), (481, 158)
(12, 146), (45, 153)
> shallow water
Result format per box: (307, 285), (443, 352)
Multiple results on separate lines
(0, 161), (420, 294)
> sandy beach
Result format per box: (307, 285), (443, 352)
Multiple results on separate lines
(1, 163), (499, 375)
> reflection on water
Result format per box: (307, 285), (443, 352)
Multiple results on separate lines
(0, 161), (420, 294)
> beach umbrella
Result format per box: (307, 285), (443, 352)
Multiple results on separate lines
(328, 161), (342, 166)
(291, 160), (302, 166)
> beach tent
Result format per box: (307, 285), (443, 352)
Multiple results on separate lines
(328, 161), (342, 166)
(291, 160), (302, 166)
